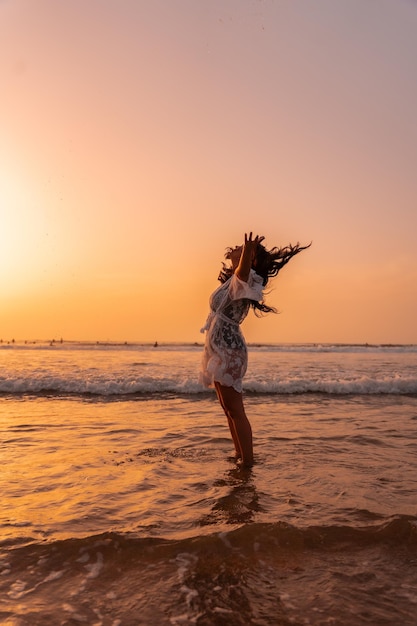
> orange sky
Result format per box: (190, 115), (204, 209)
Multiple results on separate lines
(1, 0), (417, 344)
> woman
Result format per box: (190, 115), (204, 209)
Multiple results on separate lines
(200, 232), (310, 467)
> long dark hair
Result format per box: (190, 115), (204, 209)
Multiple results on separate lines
(218, 240), (312, 314)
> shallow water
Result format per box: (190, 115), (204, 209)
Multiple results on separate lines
(1, 343), (417, 624)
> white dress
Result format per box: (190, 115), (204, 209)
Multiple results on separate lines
(200, 269), (264, 392)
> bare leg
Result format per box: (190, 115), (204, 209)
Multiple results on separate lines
(215, 384), (241, 457)
(214, 382), (254, 467)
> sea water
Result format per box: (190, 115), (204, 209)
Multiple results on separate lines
(1, 342), (416, 625)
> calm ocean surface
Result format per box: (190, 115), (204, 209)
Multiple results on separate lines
(1, 342), (416, 625)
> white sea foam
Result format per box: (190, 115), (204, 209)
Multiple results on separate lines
(85, 552), (104, 579)
(1, 343), (416, 397)
(0, 372), (416, 396)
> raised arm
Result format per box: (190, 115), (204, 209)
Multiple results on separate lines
(235, 232), (264, 283)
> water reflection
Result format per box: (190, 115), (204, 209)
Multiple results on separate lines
(199, 467), (263, 526)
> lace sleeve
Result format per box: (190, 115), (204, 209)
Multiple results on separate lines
(228, 270), (264, 302)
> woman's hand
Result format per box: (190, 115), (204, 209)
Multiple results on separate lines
(244, 232), (265, 261)
(236, 232), (264, 282)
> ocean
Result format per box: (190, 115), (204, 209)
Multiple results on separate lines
(0, 341), (416, 625)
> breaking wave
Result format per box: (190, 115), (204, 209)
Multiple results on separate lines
(1, 372), (417, 397)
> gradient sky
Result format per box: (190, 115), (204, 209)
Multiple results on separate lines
(1, 0), (417, 344)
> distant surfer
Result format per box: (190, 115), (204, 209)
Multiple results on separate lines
(200, 232), (310, 467)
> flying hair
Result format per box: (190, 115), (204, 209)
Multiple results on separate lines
(218, 239), (312, 315)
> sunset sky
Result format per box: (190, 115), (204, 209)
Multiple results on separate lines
(1, 0), (417, 344)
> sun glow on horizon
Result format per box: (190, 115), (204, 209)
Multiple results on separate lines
(0, 170), (41, 293)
